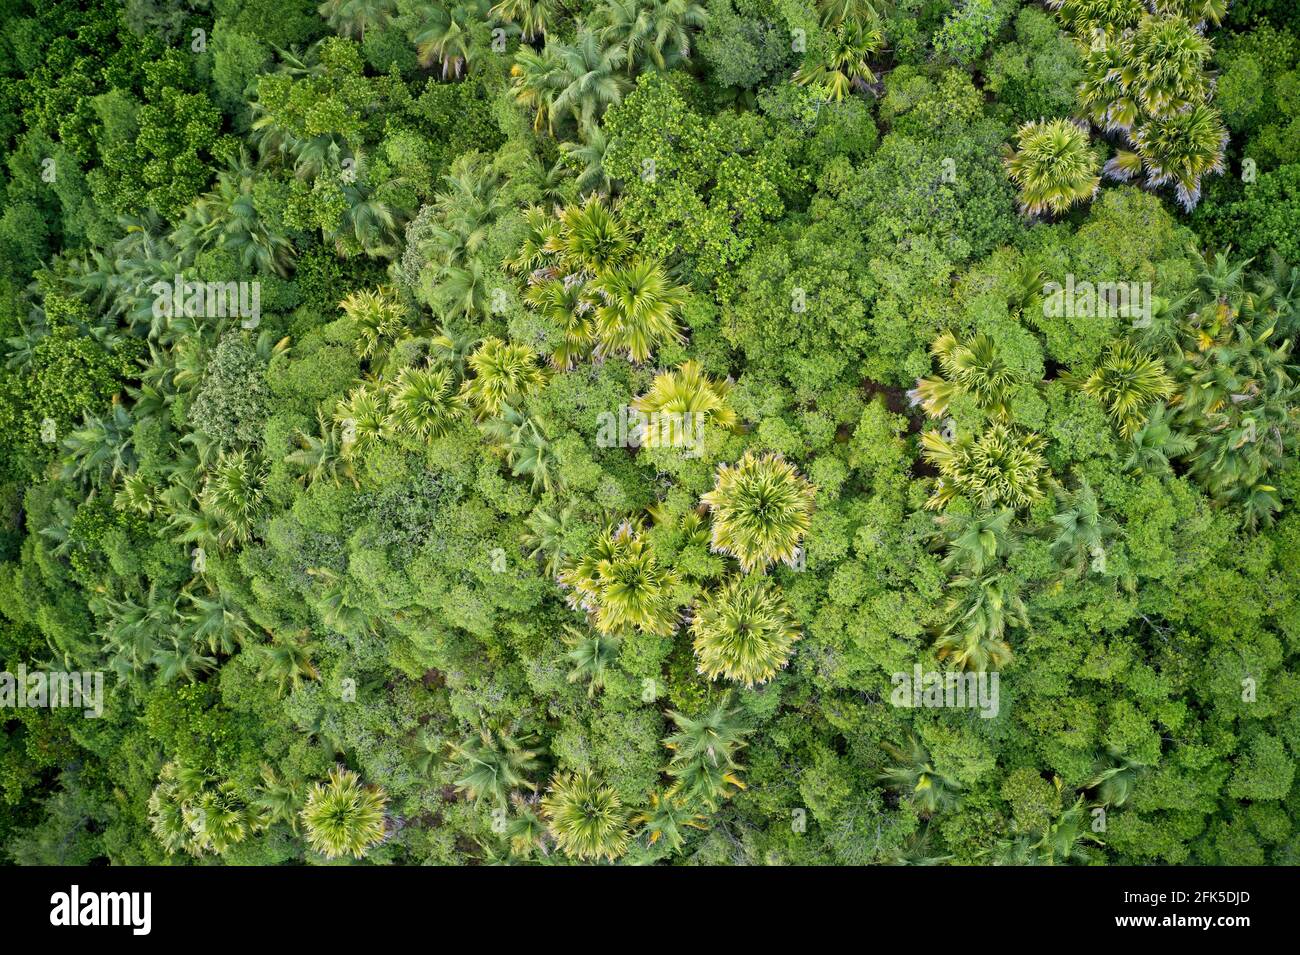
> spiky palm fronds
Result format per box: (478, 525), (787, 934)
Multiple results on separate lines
(340, 287), (408, 360)
(388, 364), (463, 440)
(910, 331), (1019, 421)
(286, 407), (357, 488)
(1004, 119), (1101, 218)
(1122, 402), (1195, 475)
(631, 360), (737, 449)
(199, 448), (267, 548)
(663, 702), (751, 809)
(300, 766), (388, 860)
(524, 276), (597, 369)
(877, 736), (963, 817)
(934, 508), (1019, 576)
(591, 258), (688, 363)
(563, 626), (622, 696)
(793, 22), (883, 101)
(448, 728), (541, 808)
(541, 771), (631, 862)
(700, 451), (817, 573)
(631, 788), (706, 852)
(1071, 338), (1174, 438)
(479, 403), (561, 494)
(333, 383), (395, 458)
(921, 423), (1050, 511)
(690, 575), (801, 688)
(460, 337), (548, 420)
(521, 504), (574, 577)
(559, 519), (682, 636)
(1126, 102), (1228, 212)
(933, 570), (1025, 671)
(1048, 478), (1118, 576)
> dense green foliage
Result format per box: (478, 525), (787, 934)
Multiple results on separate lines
(1, 0), (1298, 867)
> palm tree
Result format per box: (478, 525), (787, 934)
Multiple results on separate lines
(257, 634), (321, 696)
(447, 727), (541, 808)
(1122, 402), (1194, 475)
(561, 121), (614, 196)
(631, 360), (737, 449)
(921, 422), (1050, 511)
(663, 701), (751, 808)
(389, 364), (463, 439)
(700, 450), (817, 573)
(1069, 338), (1173, 439)
(933, 508), (1018, 576)
(548, 196), (632, 273)
(409, 0), (489, 80)
(1117, 13), (1213, 120)
(1045, 0), (1145, 33)
(511, 44), (567, 133)
(1048, 479), (1117, 577)
(334, 383), (396, 458)
(200, 449), (268, 548)
(563, 625), (622, 696)
(559, 519), (682, 636)
(1086, 746), (1149, 808)
(490, 0), (559, 41)
(479, 403), (561, 493)
(251, 765), (305, 833)
(793, 21), (883, 101)
(1120, 102), (1228, 212)
(933, 570), (1025, 671)
(593, 0), (706, 74)
(541, 771), (631, 862)
(460, 337), (548, 420)
(286, 408), (358, 488)
(59, 404), (136, 488)
(318, 0), (397, 41)
(340, 287), (409, 362)
(521, 504), (574, 577)
(300, 766), (389, 859)
(631, 788), (706, 852)
(152, 635), (218, 684)
(525, 275), (597, 370)
(909, 331), (1017, 422)
(877, 736), (963, 817)
(1004, 119), (1101, 218)
(548, 31), (631, 132)
(690, 575), (801, 688)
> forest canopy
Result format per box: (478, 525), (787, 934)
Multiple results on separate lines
(0, 0), (1298, 867)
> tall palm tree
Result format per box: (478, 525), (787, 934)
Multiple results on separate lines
(909, 331), (1017, 422)
(1119, 102), (1228, 212)
(389, 364), (463, 439)
(548, 31), (632, 132)
(460, 337), (548, 420)
(690, 574), (801, 687)
(793, 21), (883, 101)
(479, 403), (561, 493)
(877, 736), (963, 817)
(318, 0), (397, 41)
(1069, 338), (1173, 439)
(591, 258), (689, 362)
(559, 519), (682, 635)
(593, 0), (706, 74)
(700, 450), (817, 573)
(563, 625), (622, 696)
(663, 702), (751, 809)
(933, 570), (1025, 671)
(921, 422), (1050, 511)
(541, 771), (631, 862)
(521, 503), (574, 577)
(934, 508), (1018, 576)
(1048, 478), (1117, 577)
(1122, 402), (1195, 475)
(631, 788), (705, 852)
(409, 0), (489, 80)
(632, 360), (737, 448)
(300, 766), (389, 859)
(340, 287), (409, 362)
(1003, 119), (1101, 218)
(491, 0), (561, 41)
(447, 728), (541, 808)
(334, 383), (396, 458)
(286, 407), (358, 488)
(199, 449), (268, 548)
(548, 196), (632, 273)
